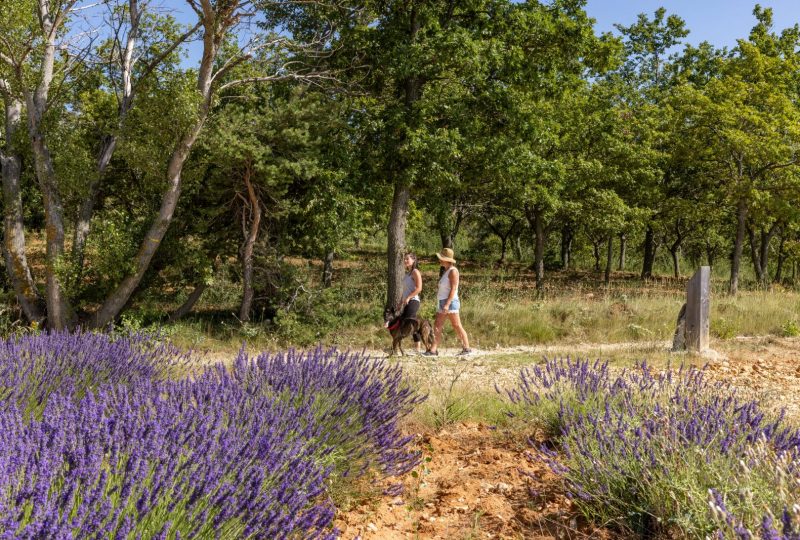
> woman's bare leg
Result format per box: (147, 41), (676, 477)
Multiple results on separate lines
(448, 312), (470, 349)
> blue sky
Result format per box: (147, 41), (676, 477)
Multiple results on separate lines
(161, 1), (800, 65)
(584, 1), (800, 49)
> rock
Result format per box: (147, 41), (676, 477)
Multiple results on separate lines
(366, 523), (377, 532)
(496, 482), (512, 493)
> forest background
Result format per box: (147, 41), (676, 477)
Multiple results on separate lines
(1, 0), (799, 349)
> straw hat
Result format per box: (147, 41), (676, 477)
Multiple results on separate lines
(436, 248), (456, 264)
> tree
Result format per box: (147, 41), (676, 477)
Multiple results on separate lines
(1, 0), (345, 328)
(613, 8), (688, 279)
(0, 77), (43, 321)
(678, 7), (800, 294)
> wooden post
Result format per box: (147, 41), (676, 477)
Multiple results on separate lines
(685, 266), (710, 352)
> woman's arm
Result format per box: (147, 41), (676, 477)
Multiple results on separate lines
(404, 268), (423, 304)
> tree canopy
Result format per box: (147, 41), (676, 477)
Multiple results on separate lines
(2, 1), (800, 328)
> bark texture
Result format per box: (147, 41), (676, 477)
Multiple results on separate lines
(239, 164), (261, 322)
(1, 96), (43, 321)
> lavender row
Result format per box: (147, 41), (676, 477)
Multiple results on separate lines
(230, 347), (425, 477)
(0, 331), (191, 418)
(502, 358), (800, 538)
(0, 332), (424, 539)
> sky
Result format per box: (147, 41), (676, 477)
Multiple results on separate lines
(584, 0), (800, 49)
(159, 0), (800, 65)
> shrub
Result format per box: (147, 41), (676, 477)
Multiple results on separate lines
(780, 318), (800, 338)
(502, 359), (800, 538)
(0, 330), (191, 417)
(0, 376), (337, 539)
(229, 346), (426, 478)
(708, 437), (800, 539)
(0, 332), (424, 538)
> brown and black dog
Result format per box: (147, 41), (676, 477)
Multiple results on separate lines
(383, 305), (434, 356)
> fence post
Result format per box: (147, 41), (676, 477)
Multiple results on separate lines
(685, 266), (710, 352)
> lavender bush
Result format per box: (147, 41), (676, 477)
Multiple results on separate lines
(0, 331), (190, 417)
(0, 332), (423, 539)
(708, 437), (800, 539)
(502, 358), (800, 538)
(230, 347), (425, 479)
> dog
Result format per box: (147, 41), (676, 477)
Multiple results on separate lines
(383, 305), (434, 356)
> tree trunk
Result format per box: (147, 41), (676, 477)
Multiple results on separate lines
(72, 135), (118, 279)
(322, 250), (334, 288)
(168, 282), (207, 322)
(1, 96), (43, 322)
(386, 4), (419, 309)
(729, 200), (747, 295)
(669, 231), (682, 279)
(774, 234), (786, 284)
(23, 16), (74, 329)
(618, 233), (627, 271)
(759, 226), (777, 285)
(513, 234), (523, 262)
(641, 225), (656, 279)
(759, 230), (769, 284)
(534, 212), (545, 291)
(747, 226), (764, 283)
(706, 240), (716, 269)
(525, 207), (545, 291)
(670, 246), (680, 278)
(604, 236), (613, 284)
(26, 110), (72, 328)
(29, 134), (71, 329)
(747, 223), (778, 286)
(387, 182), (410, 309)
(560, 226), (573, 270)
(440, 232), (453, 250)
(91, 16), (221, 328)
(73, 1), (146, 275)
(484, 216), (518, 265)
(239, 163), (261, 322)
(592, 241), (602, 273)
(437, 206), (463, 250)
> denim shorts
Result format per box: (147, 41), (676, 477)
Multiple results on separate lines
(438, 297), (460, 313)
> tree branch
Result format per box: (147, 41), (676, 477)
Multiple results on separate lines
(218, 70), (338, 91)
(133, 21), (203, 92)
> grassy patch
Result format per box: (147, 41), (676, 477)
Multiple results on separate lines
(143, 252), (800, 353)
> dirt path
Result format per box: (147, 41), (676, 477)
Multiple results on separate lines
(365, 339), (674, 395)
(335, 423), (622, 540)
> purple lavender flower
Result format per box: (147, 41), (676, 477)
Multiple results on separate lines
(0, 332), (424, 539)
(503, 358), (800, 537)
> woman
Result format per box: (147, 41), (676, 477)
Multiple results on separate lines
(399, 252), (423, 353)
(424, 248), (471, 356)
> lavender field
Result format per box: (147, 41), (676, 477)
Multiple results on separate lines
(0, 331), (423, 539)
(3, 331), (799, 539)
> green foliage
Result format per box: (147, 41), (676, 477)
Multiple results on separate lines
(781, 318), (800, 337)
(3, 0), (800, 331)
(82, 211), (142, 297)
(712, 317), (738, 340)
